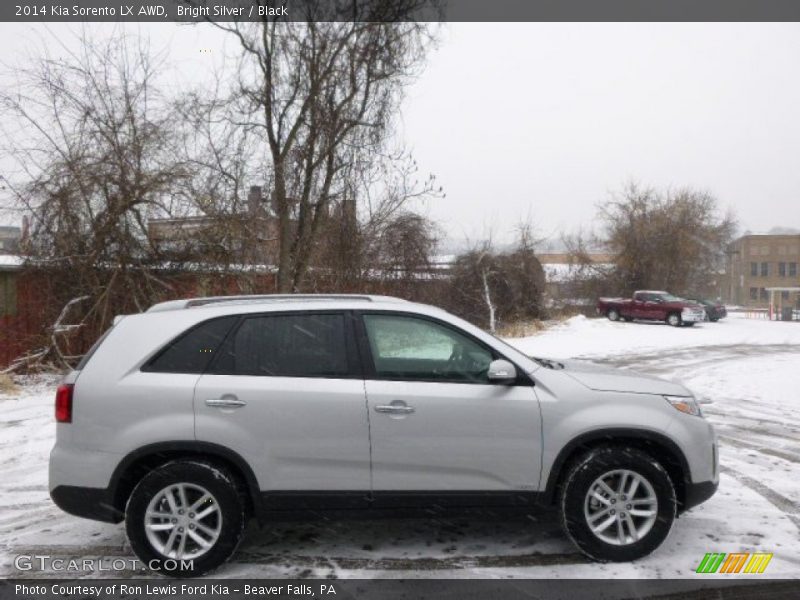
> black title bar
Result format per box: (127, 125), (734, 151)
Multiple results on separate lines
(1, 579), (799, 600)
(4, 0), (800, 22)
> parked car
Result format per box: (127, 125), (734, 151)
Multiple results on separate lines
(597, 291), (706, 327)
(50, 294), (718, 576)
(684, 298), (727, 322)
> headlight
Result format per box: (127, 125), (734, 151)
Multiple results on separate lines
(664, 395), (703, 417)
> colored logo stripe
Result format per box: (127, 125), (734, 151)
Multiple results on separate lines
(696, 553), (725, 573)
(720, 553), (749, 574)
(696, 552), (773, 574)
(744, 553), (773, 574)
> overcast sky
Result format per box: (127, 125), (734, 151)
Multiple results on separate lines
(1, 22), (799, 246)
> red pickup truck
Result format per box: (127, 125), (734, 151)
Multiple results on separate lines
(596, 291), (707, 327)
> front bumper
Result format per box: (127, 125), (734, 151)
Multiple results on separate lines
(681, 308), (706, 323)
(682, 480), (719, 511)
(679, 427), (719, 512)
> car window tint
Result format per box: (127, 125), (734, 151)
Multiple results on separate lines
(363, 314), (492, 383)
(215, 314), (349, 378)
(144, 316), (238, 374)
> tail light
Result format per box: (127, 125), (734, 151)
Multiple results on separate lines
(55, 384), (74, 423)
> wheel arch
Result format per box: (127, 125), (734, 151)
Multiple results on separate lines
(109, 441), (263, 521)
(543, 428), (690, 512)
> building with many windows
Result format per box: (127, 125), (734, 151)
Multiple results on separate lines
(725, 233), (800, 308)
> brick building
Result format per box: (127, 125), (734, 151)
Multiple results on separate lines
(148, 186), (282, 265)
(537, 252), (614, 304)
(725, 233), (800, 308)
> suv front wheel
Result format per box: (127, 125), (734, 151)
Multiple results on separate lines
(560, 446), (676, 562)
(125, 460), (246, 577)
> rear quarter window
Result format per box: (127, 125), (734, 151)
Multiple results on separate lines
(142, 316), (238, 374)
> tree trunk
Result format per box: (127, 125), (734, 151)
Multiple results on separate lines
(482, 268), (496, 333)
(274, 160), (293, 292)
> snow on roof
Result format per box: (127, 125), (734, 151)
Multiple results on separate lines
(543, 262), (613, 283)
(0, 254), (22, 270)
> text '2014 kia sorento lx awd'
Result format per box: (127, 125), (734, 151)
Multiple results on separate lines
(49, 294), (718, 576)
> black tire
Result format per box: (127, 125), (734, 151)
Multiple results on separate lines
(125, 460), (246, 577)
(560, 446), (676, 562)
(684, 322), (696, 327)
(709, 317), (719, 322)
(666, 312), (682, 327)
(607, 309), (621, 322)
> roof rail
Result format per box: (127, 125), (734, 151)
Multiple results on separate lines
(146, 294), (404, 313)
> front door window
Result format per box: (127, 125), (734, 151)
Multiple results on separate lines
(362, 314), (492, 383)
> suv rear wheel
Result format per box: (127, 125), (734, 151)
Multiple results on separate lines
(560, 446), (676, 562)
(125, 460), (246, 577)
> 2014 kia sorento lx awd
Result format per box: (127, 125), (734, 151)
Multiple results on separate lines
(49, 294), (718, 576)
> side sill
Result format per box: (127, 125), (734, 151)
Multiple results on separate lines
(261, 490), (544, 509)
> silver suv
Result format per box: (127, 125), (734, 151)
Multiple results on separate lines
(49, 294), (718, 576)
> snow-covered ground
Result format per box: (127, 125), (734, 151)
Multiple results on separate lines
(1, 313), (798, 579)
(513, 311), (799, 359)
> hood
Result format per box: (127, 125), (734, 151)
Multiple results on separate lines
(550, 359), (691, 396)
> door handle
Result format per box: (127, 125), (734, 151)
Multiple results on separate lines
(205, 397), (247, 408)
(374, 404), (415, 415)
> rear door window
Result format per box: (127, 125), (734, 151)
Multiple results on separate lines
(212, 313), (353, 378)
(143, 316), (238, 374)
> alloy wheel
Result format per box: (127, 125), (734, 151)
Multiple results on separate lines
(144, 482), (222, 560)
(583, 469), (658, 546)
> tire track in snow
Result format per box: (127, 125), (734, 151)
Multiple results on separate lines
(718, 465), (800, 530)
(718, 435), (800, 465)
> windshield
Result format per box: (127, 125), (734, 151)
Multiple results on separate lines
(490, 331), (532, 359)
(656, 293), (682, 302)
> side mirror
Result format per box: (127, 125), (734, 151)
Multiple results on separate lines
(488, 359), (517, 384)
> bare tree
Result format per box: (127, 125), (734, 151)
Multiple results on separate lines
(448, 231), (546, 332)
(0, 32), (192, 339)
(208, 7), (439, 291)
(598, 183), (737, 295)
(334, 151), (441, 289)
(173, 72), (274, 291)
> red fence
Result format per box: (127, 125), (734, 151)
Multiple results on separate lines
(0, 269), (281, 368)
(0, 267), (451, 368)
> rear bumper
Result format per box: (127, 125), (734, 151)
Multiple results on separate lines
(50, 485), (123, 523)
(682, 480), (719, 512)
